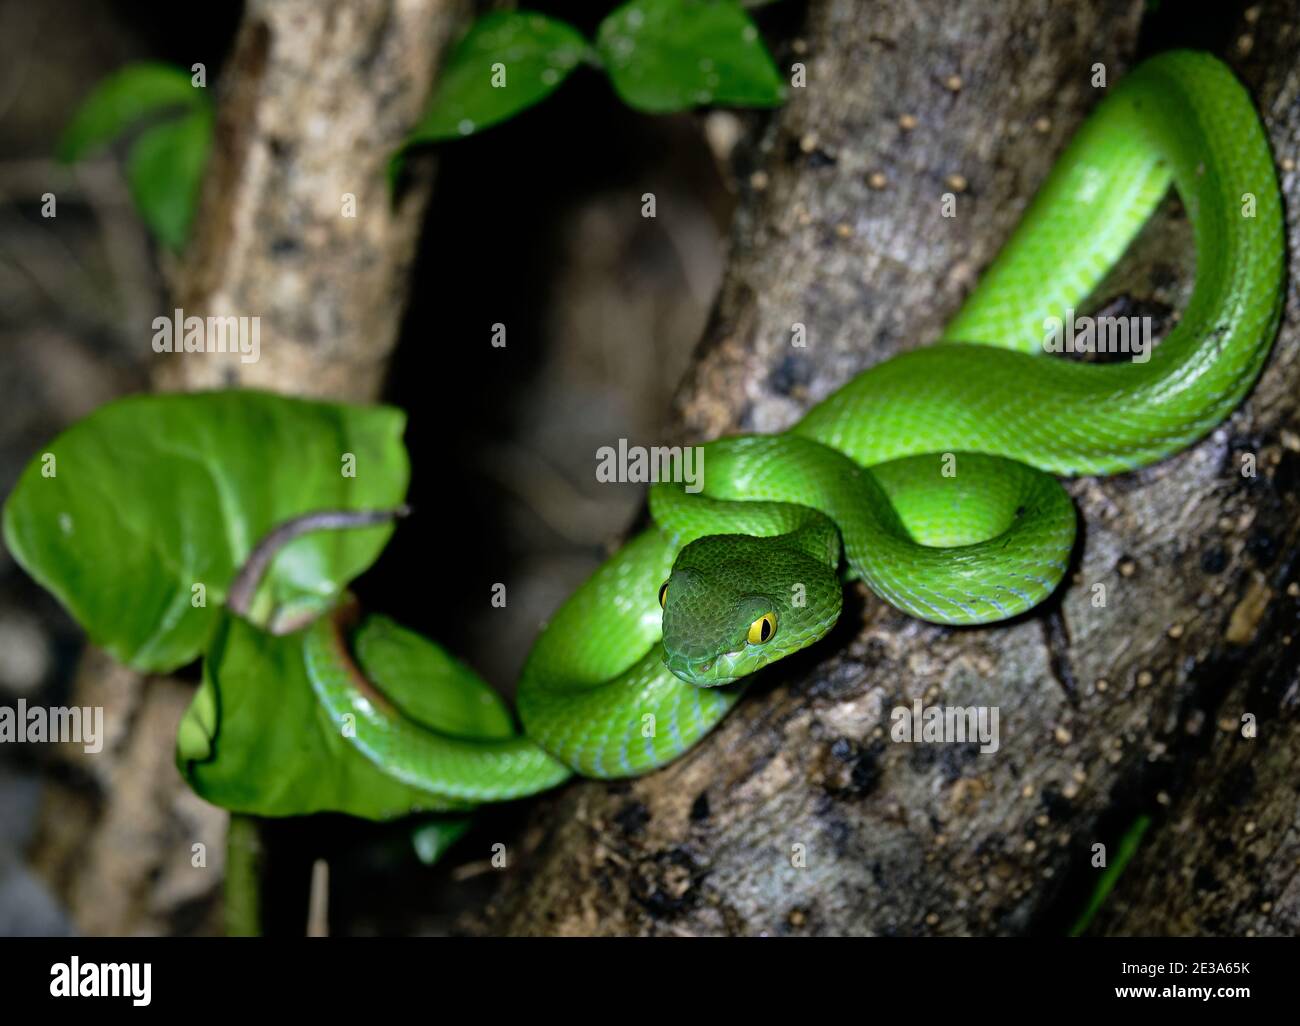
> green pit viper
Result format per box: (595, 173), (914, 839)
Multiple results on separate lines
(300, 51), (1283, 808)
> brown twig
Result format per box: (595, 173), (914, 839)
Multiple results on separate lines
(225, 506), (410, 618)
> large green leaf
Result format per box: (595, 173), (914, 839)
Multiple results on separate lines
(404, 11), (589, 144)
(178, 612), (513, 820)
(179, 613), (471, 820)
(58, 61), (206, 162)
(2, 391), (409, 673)
(596, 0), (785, 112)
(125, 106), (213, 251)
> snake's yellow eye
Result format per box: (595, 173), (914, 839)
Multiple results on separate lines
(747, 612), (777, 645)
(658, 581), (669, 608)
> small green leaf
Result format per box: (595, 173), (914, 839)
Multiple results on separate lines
(125, 106), (213, 251)
(58, 61), (206, 163)
(596, 0), (785, 113)
(179, 613), (470, 820)
(411, 817), (474, 865)
(1069, 814), (1152, 936)
(404, 11), (589, 144)
(2, 391), (410, 673)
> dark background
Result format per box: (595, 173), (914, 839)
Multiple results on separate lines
(0, 0), (1259, 935)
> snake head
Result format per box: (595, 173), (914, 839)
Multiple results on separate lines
(660, 533), (842, 687)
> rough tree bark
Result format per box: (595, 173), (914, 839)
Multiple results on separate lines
(1091, 1), (1300, 937)
(31, 0), (468, 935)
(481, 0), (1300, 935)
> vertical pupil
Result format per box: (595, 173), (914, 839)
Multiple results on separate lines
(761, 618), (771, 641)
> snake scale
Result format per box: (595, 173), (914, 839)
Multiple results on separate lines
(303, 51), (1284, 808)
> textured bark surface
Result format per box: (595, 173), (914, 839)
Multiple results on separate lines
(1091, 1), (1300, 937)
(482, 0), (1300, 936)
(30, 0), (467, 935)
(160, 0), (464, 400)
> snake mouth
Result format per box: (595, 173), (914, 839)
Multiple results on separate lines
(660, 652), (733, 686)
(663, 652), (743, 687)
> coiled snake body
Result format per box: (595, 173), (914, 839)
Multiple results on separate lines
(305, 52), (1284, 807)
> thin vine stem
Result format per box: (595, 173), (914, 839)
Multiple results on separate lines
(221, 504), (410, 936)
